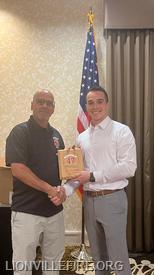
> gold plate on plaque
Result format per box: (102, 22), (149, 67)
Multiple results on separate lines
(58, 148), (84, 180)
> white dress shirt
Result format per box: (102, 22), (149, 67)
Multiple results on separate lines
(77, 116), (137, 191)
(64, 116), (137, 196)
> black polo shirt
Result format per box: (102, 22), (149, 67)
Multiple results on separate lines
(5, 116), (64, 217)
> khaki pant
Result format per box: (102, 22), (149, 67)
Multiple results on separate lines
(11, 211), (65, 275)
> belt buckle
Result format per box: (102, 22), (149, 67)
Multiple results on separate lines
(96, 191), (104, 197)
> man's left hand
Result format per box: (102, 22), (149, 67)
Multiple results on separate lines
(72, 171), (90, 185)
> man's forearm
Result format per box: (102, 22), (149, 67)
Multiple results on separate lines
(11, 163), (57, 196)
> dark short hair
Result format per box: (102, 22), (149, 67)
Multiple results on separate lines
(87, 86), (109, 102)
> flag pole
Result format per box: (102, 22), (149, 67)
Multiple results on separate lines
(71, 205), (91, 261)
(71, 8), (99, 261)
(81, 204), (84, 244)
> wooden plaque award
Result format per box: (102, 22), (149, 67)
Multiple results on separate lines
(58, 148), (84, 180)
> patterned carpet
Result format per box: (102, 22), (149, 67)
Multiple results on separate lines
(59, 246), (154, 275)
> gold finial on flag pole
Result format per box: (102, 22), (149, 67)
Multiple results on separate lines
(88, 7), (94, 26)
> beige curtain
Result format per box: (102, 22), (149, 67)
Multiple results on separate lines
(105, 29), (154, 252)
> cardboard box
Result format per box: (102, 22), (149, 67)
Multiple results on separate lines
(0, 166), (12, 205)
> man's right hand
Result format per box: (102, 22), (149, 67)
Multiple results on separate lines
(48, 186), (66, 206)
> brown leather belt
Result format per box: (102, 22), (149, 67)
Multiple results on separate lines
(86, 189), (120, 197)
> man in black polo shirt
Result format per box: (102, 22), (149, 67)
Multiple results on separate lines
(5, 89), (66, 275)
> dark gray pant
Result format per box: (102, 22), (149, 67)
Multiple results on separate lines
(84, 190), (131, 275)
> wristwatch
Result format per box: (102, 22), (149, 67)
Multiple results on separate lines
(89, 172), (95, 182)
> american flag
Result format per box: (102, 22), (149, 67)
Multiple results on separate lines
(77, 10), (99, 198)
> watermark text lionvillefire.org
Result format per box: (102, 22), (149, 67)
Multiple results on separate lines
(5, 260), (124, 271)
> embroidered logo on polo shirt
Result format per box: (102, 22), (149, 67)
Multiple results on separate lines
(53, 137), (60, 149)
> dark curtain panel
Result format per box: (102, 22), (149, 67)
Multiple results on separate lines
(105, 29), (154, 252)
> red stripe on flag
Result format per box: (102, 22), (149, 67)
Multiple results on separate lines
(77, 112), (90, 134)
(77, 118), (86, 134)
(76, 186), (83, 199)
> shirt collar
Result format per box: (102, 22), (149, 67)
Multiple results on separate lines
(28, 115), (51, 133)
(89, 116), (111, 131)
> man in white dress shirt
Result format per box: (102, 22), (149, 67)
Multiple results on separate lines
(72, 86), (137, 275)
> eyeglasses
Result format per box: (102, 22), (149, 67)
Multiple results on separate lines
(35, 98), (55, 107)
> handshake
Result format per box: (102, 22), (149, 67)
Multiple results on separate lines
(47, 179), (81, 206)
(47, 170), (91, 206)
(48, 185), (66, 206)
